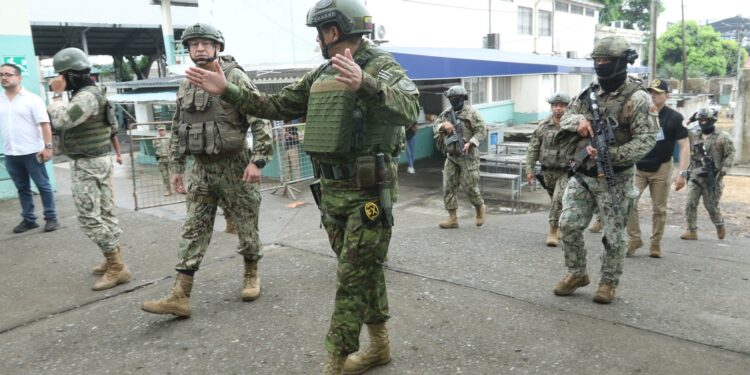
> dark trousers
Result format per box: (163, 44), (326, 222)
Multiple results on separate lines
(4, 153), (57, 222)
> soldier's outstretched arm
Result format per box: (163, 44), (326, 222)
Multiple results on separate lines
(223, 69), (314, 121)
(605, 91), (659, 166)
(227, 69), (274, 163)
(47, 91), (99, 131)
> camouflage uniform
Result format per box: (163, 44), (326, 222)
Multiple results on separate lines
(220, 39), (419, 356)
(49, 86), (122, 253)
(558, 77), (658, 289)
(170, 58), (273, 272)
(152, 135), (171, 192)
(685, 128), (735, 231)
(433, 104), (486, 211)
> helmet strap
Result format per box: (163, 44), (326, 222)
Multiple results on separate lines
(317, 27), (345, 60)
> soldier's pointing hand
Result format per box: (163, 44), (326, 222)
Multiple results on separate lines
(332, 48), (362, 91)
(577, 118), (594, 138)
(186, 60), (227, 95)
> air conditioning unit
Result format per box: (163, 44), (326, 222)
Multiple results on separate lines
(611, 20), (625, 29)
(566, 51), (578, 59)
(486, 33), (501, 49)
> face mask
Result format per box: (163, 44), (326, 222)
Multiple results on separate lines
(448, 96), (464, 111)
(594, 61), (616, 77)
(699, 122), (715, 134)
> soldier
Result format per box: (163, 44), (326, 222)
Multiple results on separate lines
(525, 92), (573, 246)
(553, 36), (658, 304)
(680, 108), (735, 240)
(184, 1), (419, 373)
(626, 79), (689, 257)
(141, 23), (273, 317)
(152, 125), (172, 196)
(47, 47), (132, 291)
(433, 85), (487, 229)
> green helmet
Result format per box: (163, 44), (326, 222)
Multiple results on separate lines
(181, 23), (225, 51)
(52, 47), (91, 73)
(445, 85), (468, 99)
(692, 108), (719, 123)
(547, 92), (571, 104)
(306, 0), (374, 35)
(591, 36), (638, 64)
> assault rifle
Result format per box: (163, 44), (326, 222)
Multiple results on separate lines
(588, 91), (619, 217)
(693, 143), (718, 198)
(444, 108), (466, 158)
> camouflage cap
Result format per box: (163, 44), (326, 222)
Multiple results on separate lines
(181, 23), (225, 51)
(547, 92), (571, 104)
(306, 0), (374, 35)
(52, 47), (91, 73)
(444, 85), (469, 99)
(157, 125), (167, 131)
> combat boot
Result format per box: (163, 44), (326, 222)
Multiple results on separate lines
(323, 354), (346, 375)
(92, 248), (132, 291)
(680, 229), (698, 240)
(164, 189), (172, 197)
(342, 323), (391, 375)
(553, 273), (590, 296)
(716, 225), (726, 240)
(649, 243), (662, 258)
(545, 224), (559, 247)
(474, 204), (486, 227)
(91, 259), (107, 275)
(593, 283), (616, 304)
(141, 273), (193, 317)
(242, 259), (261, 301)
(626, 238), (644, 257)
(225, 217), (237, 235)
(438, 209), (459, 229)
(588, 220), (602, 233)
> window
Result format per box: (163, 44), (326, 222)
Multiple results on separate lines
(538, 10), (552, 37)
(571, 5), (583, 15)
(518, 7), (533, 35)
(555, 1), (568, 12)
(464, 77), (488, 105)
(585, 7), (594, 17)
(492, 77), (511, 102)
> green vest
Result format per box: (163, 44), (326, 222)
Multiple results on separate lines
(537, 119), (574, 169)
(61, 86), (111, 159)
(302, 47), (402, 158)
(177, 58), (248, 157)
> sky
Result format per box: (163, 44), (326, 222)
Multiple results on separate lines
(660, 0), (742, 25)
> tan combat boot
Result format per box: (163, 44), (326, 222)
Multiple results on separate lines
(716, 225), (726, 240)
(141, 273), (193, 317)
(342, 323), (391, 375)
(680, 230), (698, 240)
(553, 273), (590, 296)
(164, 189), (172, 197)
(91, 259), (107, 275)
(323, 354), (346, 375)
(92, 248), (132, 291)
(546, 224), (559, 247)
(593, 283), (616, 304)
(474, 204), (486, 227)
(626, 238), (644, 257)
(649, 243), (662, 258)
(588, 220), (602, 233)
(242, 259), (261, 302)
(225, 217), (237, 235)
(438, 209), (459, 229)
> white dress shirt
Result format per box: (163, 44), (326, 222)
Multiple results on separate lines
(0, 88), (51, 155)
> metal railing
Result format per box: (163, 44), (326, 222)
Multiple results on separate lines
(262, 122), (315, 199)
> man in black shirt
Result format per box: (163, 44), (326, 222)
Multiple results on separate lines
(626, 79), (689, 258)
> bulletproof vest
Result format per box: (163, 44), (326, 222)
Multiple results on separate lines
(61, 85), (111, 159)
(439, 107), (478, 157)
(537, 118), (573, 169)
(576, 77), (646, 170)
(177, 57), (248, 157)
(690, 132), (725, 172)
(302, 45), (402, 158)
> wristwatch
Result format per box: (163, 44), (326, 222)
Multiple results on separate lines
(45, 143), (53, 149)
(253, 159), (266, 169)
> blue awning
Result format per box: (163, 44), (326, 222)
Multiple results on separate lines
(383, 46), (647, 80)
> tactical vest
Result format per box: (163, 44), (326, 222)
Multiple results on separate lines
(576, 77), (646, 170)
(61, 85), (111, 159)
(438, 107), (479, 157)
(177, 57), (248, 158)
(537, 118), (573, 169)
(302, 46), (403, 158)
(690, 131), (726, 172)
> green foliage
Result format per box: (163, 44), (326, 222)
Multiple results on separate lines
(598, 0), (662, 32)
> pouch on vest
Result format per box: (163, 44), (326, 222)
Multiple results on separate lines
(356, 155), (376, 189)
(188, 123), (205, 154)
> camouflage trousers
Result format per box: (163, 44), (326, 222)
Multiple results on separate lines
(542, 168), (569, 227)
(319, 175), (393, 356)
(559, 172), (639, 287)
(157, 161), (171, 192)
(71, 155), (122, 253)
(443, 155), (483, 210)
(176, 151), (262, 271)
(685, 177), (724, 230)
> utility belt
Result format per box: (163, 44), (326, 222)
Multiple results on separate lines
(540, 165), (566, 172)
(318, 162), (357, 181)
(194, 153), (228, 164)
(578, 164), (632, 178)
(314, 155), (391, 189)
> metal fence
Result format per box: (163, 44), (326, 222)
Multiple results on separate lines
(128, 121), (188, 210)
(262, 121), (315, 199)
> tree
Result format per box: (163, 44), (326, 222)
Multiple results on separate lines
(655, 21), (747, 78)
(598, 0), (662, 32)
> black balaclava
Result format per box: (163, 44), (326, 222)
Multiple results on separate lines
(448, 96), (465, 111)
(699, 120), (716, 134)
(595, 58), (627, 93)
(65, 69), (95, 95)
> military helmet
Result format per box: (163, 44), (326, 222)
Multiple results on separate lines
(591, 36), (638, 63)
(181, 23), (225, 51)
(444, 85), (469, 99)
(694, 108), (719, 123)
(547, 92), (571, 104)
(52, 47), (91, 73)
(306, 0), (374, 35)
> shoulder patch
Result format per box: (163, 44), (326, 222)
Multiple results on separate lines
(397, 78), (417, 92)
(68, 104), (85, 123)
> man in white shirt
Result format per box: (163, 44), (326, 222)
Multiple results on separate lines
(0, 63), (58, 233)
